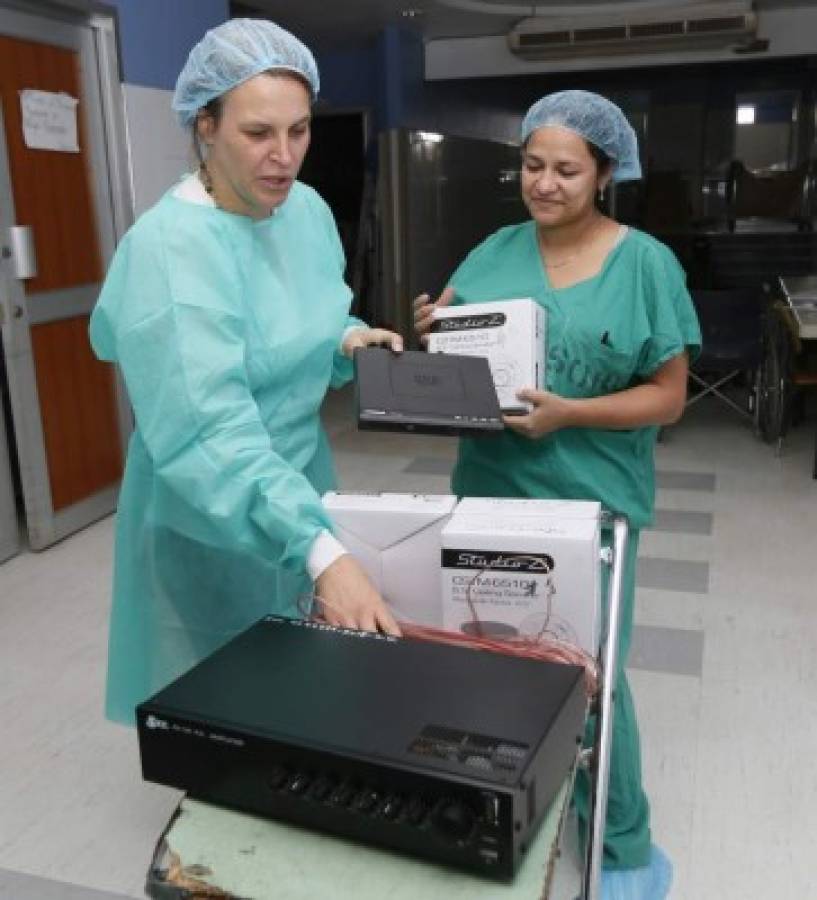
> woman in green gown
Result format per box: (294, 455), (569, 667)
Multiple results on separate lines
(91, 19), (402, 726)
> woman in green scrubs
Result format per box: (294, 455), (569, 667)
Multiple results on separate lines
(91, 19), (402, 726)
(415, 90), (700, 900)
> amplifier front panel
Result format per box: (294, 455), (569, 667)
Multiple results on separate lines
(138, 711), (525, 880)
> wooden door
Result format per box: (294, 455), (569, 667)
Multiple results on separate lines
(0, 14), (127, 551)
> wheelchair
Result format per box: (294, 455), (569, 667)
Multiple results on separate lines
(686, 288), (767, 424)
(756, 295), (817, 477)
(755, 302), (791, 446)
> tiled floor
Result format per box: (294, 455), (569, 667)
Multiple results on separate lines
(0, 391), (815, 899)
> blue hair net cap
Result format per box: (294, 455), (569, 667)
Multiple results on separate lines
(172, 18), (320, 127)
(520, 90), (642, 182)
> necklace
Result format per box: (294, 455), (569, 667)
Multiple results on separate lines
(198, 162), (275, 219)
(198, 162), (220, 208)
(539, 217), (605, 269)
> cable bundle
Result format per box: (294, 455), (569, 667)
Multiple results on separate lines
(397, 621), (599, 697)
(306, 553), (600, 697)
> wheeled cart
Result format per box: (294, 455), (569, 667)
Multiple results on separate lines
(581, 512), (630, 900)
(143, 515), (631, 900)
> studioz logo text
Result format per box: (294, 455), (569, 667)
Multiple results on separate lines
(436, 312), (506, 331)
(444, 550), (555, 573)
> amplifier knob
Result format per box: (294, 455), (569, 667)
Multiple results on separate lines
(287, 773), (311, 795)
(405, 797), (428, 827)
(354, 788), (381, 814)
(310, 776), (335, 802)
(268, 764), (289, 790)
(329, 781), (357, 807)
(433, 800), (477, 842)
(381, 795), (403, 821)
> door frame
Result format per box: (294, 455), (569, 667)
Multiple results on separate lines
(0, 375), (17, 562)
(0, 0), (133, 549)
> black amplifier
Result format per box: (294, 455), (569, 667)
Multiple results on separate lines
(137, 616), (585, 880)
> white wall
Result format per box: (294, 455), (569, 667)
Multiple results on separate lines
(122, 84), (191, 218)
(426, 6), (817, 80)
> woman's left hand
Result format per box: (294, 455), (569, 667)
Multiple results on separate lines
(342, 327), (403, 358)
(503, 388), (573, 439)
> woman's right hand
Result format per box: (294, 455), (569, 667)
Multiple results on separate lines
(412, 286), (455, 346)
(314, 555), (401, 636)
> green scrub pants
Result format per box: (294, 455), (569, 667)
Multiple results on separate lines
(574, 529), (652, 870)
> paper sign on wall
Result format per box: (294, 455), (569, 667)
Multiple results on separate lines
(19, 90), (79, 152)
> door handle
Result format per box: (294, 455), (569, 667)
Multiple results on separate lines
(0, 300), (24, 324)
(0, 291), (21, 325)
(3, 226), (38, 280)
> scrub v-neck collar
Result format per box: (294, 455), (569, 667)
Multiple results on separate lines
(533, 221), (629, 294)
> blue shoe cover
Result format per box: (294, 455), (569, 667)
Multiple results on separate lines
(600, 845), (672, 900)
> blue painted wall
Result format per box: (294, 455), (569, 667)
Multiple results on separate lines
(106, 0), (229, 90)
(312, 31), (416, 144)
(374, 27), (523, 144)
(316, 40), (378, 117)
(315, 27), (522, 143)
(375, 27), (405, 131)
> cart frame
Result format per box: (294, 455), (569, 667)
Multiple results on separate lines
(579, 512), (629, 900)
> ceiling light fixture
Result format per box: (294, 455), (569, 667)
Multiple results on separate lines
(736, 104), (756, 125)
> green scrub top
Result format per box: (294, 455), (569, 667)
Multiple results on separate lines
(449, 222), (701, 528)
(90, 180), (360, 724)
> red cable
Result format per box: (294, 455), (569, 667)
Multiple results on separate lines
(397, 622), (599, 698)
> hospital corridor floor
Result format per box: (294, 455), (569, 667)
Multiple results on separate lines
(1, 388), (815, 899)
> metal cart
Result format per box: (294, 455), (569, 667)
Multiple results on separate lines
(579, 512), (629, 900)
(143, 515), (631, 900)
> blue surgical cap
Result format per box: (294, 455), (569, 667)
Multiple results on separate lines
(172, 18), (320, 127)
(520, 90), (641, 182)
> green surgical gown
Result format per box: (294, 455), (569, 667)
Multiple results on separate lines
(90, 181), (360, 725)
(447, 222), (701, 868)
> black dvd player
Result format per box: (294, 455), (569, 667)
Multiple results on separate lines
(354, 347), (504, 435)
(137, 617), (585, 880)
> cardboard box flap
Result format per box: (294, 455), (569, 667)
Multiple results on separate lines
(454, 497), (601, 520)
(442, 514), (599, 541)
(323, 492), (457, 551)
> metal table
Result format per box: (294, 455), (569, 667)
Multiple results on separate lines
(778, 276), (817, 477)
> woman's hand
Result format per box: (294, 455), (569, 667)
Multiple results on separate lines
(342, 327), (403, 358)
(314, 554), (401, 636)
(506, 354), (691, 436)
(412, 286), (455, 345)
(503, 388), (573, 439)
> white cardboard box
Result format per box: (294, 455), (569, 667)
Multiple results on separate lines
(322, 492), (458, 626)
(429, 298), (546, 412)
(440, 499), (601, 652)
